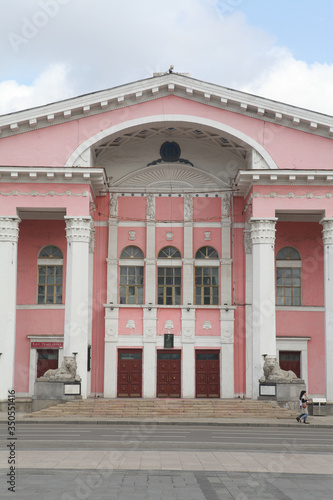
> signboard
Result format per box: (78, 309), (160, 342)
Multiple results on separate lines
(164, 333), (174, 348)
(64, 383), (81, 396)
(259, 384), (276, 396)
(31, 342), (63, 349)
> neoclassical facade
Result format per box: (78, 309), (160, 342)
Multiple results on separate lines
(0, 72), (332, 404)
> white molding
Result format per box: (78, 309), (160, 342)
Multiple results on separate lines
(276, 306), (324, 311)
(2, 73), (333, 141)
(17, 304), (65, 310)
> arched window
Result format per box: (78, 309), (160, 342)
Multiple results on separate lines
(120, 246), (144, 259)
(158, 246), (181, 259)
(195, 246), (219, 259)
(195, 246), (219, 305)
(276, 246), (301, 306)
(157, 246), (182, 305)
(119, 246), (144, 304)
(37, 245), (63, 304)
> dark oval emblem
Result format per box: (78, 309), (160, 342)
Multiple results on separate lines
(160, 141), (181, 162)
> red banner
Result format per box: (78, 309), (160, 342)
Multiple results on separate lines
(31, 342), (63, 349)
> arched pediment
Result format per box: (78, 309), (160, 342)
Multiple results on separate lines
(111, 163), (229, 191)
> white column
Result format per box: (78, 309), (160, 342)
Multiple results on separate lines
(104, 307), (119, 397)
(244, 227), (253, 398)
(64, 216), (92, 399)
(183, 196), (193, 305)
(250, 218), (278, 399)
(106, 221), (118, 305)
(220, 308), (235, 398)
(221, 193), (232, 305)
(145, 194), (156, 305)
(143, 308), (157, 398)
(182, 309), (195, 397)
(0, 217), (20, 400)
(320, 219), (333, 402)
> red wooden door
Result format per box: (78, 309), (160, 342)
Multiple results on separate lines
(117, 349), (142, 397)
(279, 351), (301, 378)
(195, 350), (220, 398)
(157, 350), (181, 398)
(37, 349), (59, 378)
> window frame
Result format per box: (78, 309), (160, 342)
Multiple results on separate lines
(194, 246), (220, 306)
(119, 265), (144, 305)
(276, 246), (302, 307)
(37, 245), (63, 305)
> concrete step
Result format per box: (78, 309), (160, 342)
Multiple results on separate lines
(25, 398), (295, 419)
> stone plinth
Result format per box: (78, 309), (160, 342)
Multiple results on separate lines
(259, 380), (306, 411)
(34, 381), (82, 401)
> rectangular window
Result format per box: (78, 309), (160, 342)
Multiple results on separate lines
(119, 266), (144, 304)
(38, 265), (63, 304)
(195, 267), (219, 305)
(276, 267), (301, 306)
(157, 267), (181, 305)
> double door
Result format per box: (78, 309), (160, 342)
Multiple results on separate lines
(117, 349), (142, 397)
(157, 350), (181, 398)
(195, 350), (220, 398)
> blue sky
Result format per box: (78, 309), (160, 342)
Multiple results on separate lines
(237, 0), (333, 64)
(0, 0), (332, 115)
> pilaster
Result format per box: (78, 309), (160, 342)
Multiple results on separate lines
(0, 217), (20, 400)
(243, 227), (253, 398)
(320, 218), (333, 402)
(250, 217), (278, 399)
(64, 216), (92, 399)
(220, 308), (235, 398)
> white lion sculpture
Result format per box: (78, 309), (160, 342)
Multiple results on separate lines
(260, 357), (299, 383)
(40, 356), (81, 382)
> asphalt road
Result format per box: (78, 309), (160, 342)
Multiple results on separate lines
(2, 423), (333, 453)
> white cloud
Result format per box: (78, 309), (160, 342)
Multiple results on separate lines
(0, 1), (332, 116)
(241, 48), (333, 115)
(0, 64), (73, 114)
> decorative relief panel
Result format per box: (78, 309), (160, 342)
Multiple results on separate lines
(204, 231), (211, 241)
(250, 218), (277, 245)
(166, 232), (173, 241)
(146, 194), (155, 221)
(0, 217), (20, 243)
(202, 321), (212, 330)
(109, 193), (118, 218)
(164, 320), (174, 331)
(126, 320), (136, 330)
(321, 219), (333, 245)
(128, 230), (136, 241)
(65, 217), (92, 244)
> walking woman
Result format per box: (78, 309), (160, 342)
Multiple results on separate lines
(296, 390), (310, 424)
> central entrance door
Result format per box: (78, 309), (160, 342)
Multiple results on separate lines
(195, 350), (220, 398)
(117, 349), (142, 397)
(157, 350), (181, 398)
(279, 351), (301, 378)
(36, 349), (59, 378)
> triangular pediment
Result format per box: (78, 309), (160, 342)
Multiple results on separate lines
(0, 73), (333, 140)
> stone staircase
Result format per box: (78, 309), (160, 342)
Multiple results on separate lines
(24, 398), (295, 419)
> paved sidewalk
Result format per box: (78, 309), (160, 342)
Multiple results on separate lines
(1, 412), (333, 427)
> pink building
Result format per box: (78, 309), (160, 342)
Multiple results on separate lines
(0, 72), (332, 407)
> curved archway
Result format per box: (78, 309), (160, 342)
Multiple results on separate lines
(65, 114), (278, 170)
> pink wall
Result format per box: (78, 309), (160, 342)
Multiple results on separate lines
(17, 219), (67, 304)
(91, 223), (108, 394)
(276, 311), (325, 394)
(276, 221), (324, 306)
(251, 185), (333, 218)
(155, 196), (184, 222)
(2, 96), (333, 172)
(0, 183), (91, 216)
(155, 227), (184, 256)
(118, 308), (143, 335)
(193, 228), (221, 257)
(15, 309), (65, 393)
(157, 308), (181, 336)
(118, 196), (146, 222)
(195, 309), (220, 336)
(193, 197), (221, 222)
(118, 227), (146, 257)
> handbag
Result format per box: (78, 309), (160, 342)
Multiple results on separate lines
(302, 402), (307, 408)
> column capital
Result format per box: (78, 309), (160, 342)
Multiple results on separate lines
(250, 218), (278, 245)
(65, 216), (92, 243)
(0, 216), (21, 242)
(320, 218), (333, 245)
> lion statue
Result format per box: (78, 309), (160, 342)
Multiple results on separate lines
(259, 357), (299, 383)
(39, 356), (81, 382)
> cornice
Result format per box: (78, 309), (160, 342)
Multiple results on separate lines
(0, 166), (107, 197)
(234, 169), (333, 197)
(1, 74), (333, 140)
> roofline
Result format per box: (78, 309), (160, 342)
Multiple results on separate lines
(0, 73), (333, 139)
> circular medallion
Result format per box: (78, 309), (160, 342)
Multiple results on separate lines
(160, 141), (181, 162)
